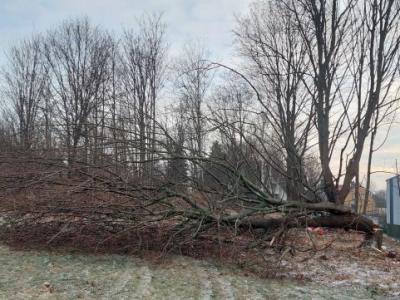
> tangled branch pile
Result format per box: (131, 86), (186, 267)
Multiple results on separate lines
(1, 0), (400, 261)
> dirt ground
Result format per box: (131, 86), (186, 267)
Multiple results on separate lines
(269, 228), (400, 296)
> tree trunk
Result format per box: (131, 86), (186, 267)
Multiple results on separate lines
(238, 214), (377, 238)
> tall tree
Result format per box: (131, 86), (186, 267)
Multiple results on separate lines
(2, 36), (48, 150)
(120, 14), (166, 179)
(174, 43), (212, 184)
(287, 0), (400, 204)
(43, 18), (112, 171)
(236, 0), (313, 201)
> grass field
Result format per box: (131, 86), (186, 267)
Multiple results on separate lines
(0, 244), (383, 300)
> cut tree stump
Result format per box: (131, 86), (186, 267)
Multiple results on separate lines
(374, 228), (383, 250)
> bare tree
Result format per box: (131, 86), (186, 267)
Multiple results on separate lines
(236, 0), (314, 201)
(286, 0), (400, 205)
(2, 36), (48, 151)
(174, 43), (212, 184)
(43, 17), (112, 172)
(120, 13), (166, 180)
(337, 0), (400, 204)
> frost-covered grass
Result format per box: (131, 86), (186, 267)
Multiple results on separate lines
(0, 244), (384, 299)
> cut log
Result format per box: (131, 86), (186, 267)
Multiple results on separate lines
(304, 215), (376, 236)
(234, 214), (377, 238)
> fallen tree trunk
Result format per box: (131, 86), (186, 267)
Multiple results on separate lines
(305, 215), (376, 234)
(185, 201), (378, 240)
(243, 214), (374, 234)
(235, 213), (381, 248)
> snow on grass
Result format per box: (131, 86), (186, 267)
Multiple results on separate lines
(0, 244), (386, 299)
(196, 267), (213, 300)
(135, 266), (153, 299)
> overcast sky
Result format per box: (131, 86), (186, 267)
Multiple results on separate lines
(0, 0), (398, 190)
(0, 0), (251, 65)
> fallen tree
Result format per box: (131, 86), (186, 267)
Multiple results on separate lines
(0, 0), (398, 261)
(0, 152), (381, 249)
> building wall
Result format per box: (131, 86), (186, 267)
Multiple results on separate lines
(343, 186), (376, 213)
(385, 224), (400, 240)
(386, 176), (400, 225)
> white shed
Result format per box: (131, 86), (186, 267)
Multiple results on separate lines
(386, 175), (400, 225)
